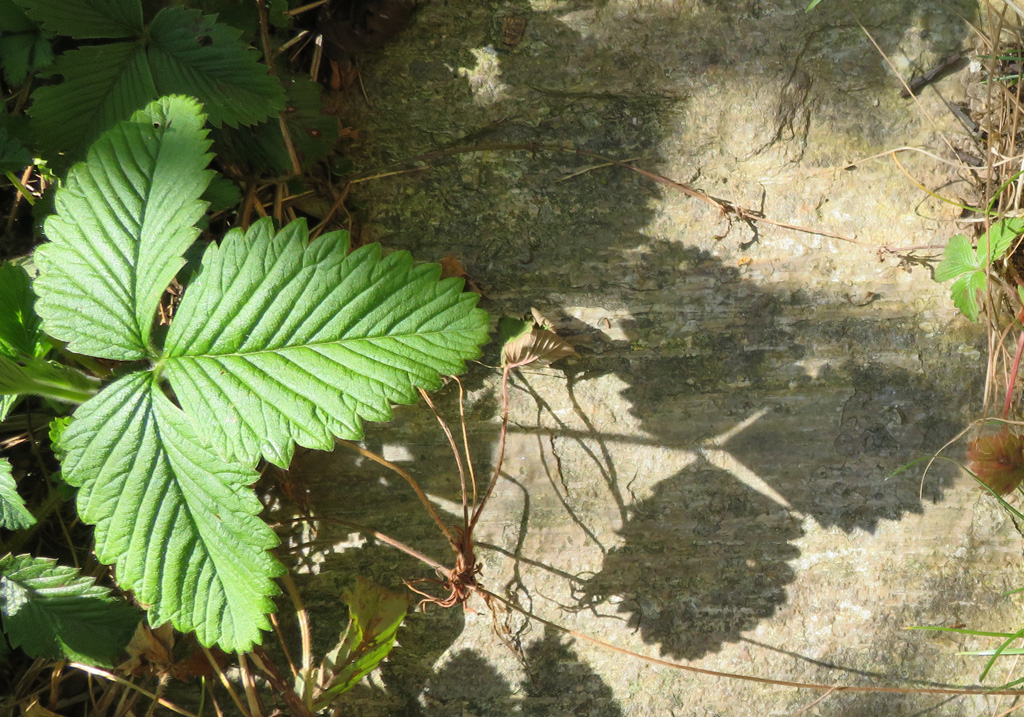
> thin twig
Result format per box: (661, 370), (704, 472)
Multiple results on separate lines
(470, 365), (511, 531)
(279, 571), (313, 697)
(256, 0), (301, 176)
(418, 388), (471, 529)
(478, 589), (1024, 696)
(202, 647), (251, 717)
(68, 664), (198, 717)
(337, 440), (457, 546)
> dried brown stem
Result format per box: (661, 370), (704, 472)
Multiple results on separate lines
(337, 439), (456, 546)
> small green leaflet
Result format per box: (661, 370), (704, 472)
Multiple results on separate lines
(162, 217), (491, 467)
(315, 578), (408, 707)
(0, 457), (35, 529)
(35, 96), (213, 361)
(934, 218), (1024, 322)
(60, 372), (284, 652)
(0, 554), (141, 666)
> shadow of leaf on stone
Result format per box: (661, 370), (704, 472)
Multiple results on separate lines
(423, 648), (514, 715)
(520, 626), (623, 717)
(581, 464), (802, 661)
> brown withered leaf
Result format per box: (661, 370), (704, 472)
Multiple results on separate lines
(119, 622), (174, 675)
(502, 327), (575, 367)
(440, 254), (481, 294)
(967, 429), (1024, 495)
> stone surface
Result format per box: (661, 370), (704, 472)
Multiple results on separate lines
(281, 0), (1024, 713)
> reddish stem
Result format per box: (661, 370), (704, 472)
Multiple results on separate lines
(1004, 311), (1024, 420)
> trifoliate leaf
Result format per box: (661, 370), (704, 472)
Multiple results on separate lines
(0, 554), (141, 666)
(0, 262), (47, 358)
(147, 7), (285, 128)
(34, 96), (213, 360)
(12, 0), (143, 39)
(934, 219), (1024, 322)
(61, 372), (283, 652)
(0, 457), (35, 529)
(315, 578), (407, 706)
(162, 217), (491, 467)
(29, 42), (157, 165)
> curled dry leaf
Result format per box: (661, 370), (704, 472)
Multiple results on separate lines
(967, 429), (1024, 495)
(502, 327), (574, 367)
(440, 254), (481, 294)
(119, 622), (174, 676)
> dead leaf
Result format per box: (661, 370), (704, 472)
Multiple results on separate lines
(502, 327), (574, 367)
(440, 254), (481, 294)
(119, 622), (174, 675)
(968, 429), (1024, 494)
(530, 306), (553, 329)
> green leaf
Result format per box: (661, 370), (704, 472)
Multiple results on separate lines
(0, 128), (33, 173)
(980, 217), (1024, 264)
(212, 75), (338, 175)
(950, 272), (986, 323)
(61, 372), (283, 652)
(162, 217), (491, 466)
(11, 0), (143, 39)
(934, 234), (976, 282)
(34, 96), (213, 360)
(0, 395), (15, 422)
(148, 7), (285, 128)
(315, 578), (407, 706)
(934, 222), (1024, 323)
(497, 316), (533, 347)
(0, 554), (141, 666)
(29, 42), (157, 164)
(0, 355), (99, 403)
(0, 457), (35, 529)
(0, 30), (54, 87)
(0, 0), (54, 86)
(0, 262), (47, 358)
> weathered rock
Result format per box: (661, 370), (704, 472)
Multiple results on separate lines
(284, 0), (1024, 713)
